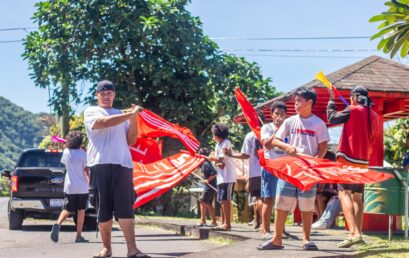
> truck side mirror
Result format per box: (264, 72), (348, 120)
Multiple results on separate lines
(1, 170), (11, 179)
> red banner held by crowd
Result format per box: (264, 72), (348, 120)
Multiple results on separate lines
(133, 152), (206, 209)
(235, 88), (262, 141)
(130, 137), (163, 164)
(137, 110), (199, 153)
(259, 153), (394, 191)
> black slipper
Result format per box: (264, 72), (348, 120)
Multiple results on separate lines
(303, 241), (319, 251)
(257, 241), (284, 250)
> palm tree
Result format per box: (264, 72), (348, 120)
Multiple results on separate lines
(370, 0), (409, 58)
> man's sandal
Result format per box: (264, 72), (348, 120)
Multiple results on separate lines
(337, 236), (364, 248)
(93, 249), (112, 258)
(128, 252), (151, 258)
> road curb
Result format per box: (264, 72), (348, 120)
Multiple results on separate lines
(137, 219), (248, 242)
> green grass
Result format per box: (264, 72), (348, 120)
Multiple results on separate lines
(208, 236), (235, 245)
(356, 234), (409, 258)
(0, 178), (9, 197)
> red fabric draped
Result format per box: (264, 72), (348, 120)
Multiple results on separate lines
(259, 152), (394, 191)
(130, 137), (163, 164)
(133, 152), (205, 208)
(235, 88), (262, 141)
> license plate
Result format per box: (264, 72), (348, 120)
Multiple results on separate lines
(50, 199), (64, 208)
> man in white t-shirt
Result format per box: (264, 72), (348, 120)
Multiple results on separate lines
(258, 88), (329, 251)
(226, 130), (263, 229)
(84, 80), (149, 258)
(51, 131), (89, 243)
(259, 101), (287, 240)
(208, 123), (236, 231)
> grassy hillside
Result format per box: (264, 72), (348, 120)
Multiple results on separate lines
(0, 96), (50, 170)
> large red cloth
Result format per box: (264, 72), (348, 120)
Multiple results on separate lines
(130, 137), (163, 164)
(259, 152), (394, 191)
(137, 110), (199, 153)
(133, 152), (206, 208)
(235, 88), (262, 141)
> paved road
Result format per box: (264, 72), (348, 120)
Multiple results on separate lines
(0, 197), (221, 258)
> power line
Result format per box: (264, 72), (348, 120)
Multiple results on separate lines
(211, 36), (371, 41)
(232, 54), (367, 59)
(222, 48), (377, 53)
(0, 40), (23, 44)
(0, 27), (36, 32)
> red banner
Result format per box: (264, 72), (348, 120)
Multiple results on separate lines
(259, 152), (394, 191)
(137, 110), (199, 153)
(133, 152), (206, 208)
(235, 88), (262, 141)
(130, 137), (163, 164)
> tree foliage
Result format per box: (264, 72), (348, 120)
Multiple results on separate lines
(370, 0), (409, 58)
(384, 117), (409, 167)
(23, 0), (279, 149)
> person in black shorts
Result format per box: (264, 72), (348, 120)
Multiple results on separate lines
(197, 148), (217, 227)
(84, 81), (149, 258)
(51, 131), (89, 243)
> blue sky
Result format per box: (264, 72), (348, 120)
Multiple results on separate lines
(0, 0), (394, 115)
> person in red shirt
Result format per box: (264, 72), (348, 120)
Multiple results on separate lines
(327, 85), (379, 248)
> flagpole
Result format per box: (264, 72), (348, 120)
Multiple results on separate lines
(191, 172), (238, 207)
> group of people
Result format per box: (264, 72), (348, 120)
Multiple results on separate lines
(48, 78), (387, 256)
(197, 85), (380, 251)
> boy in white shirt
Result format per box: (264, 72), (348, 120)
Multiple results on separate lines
(51, 131), (89, 243)
(258, 88), (329, 251)
(208, 123), (236, 231)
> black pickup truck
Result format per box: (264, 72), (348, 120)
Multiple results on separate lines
(1, 148), (97, 230)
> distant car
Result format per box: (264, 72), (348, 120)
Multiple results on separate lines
(1, 148), (97, 230)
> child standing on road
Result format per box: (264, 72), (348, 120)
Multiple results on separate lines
(197, 148), (218, 227)
(51, 131), (89, 243)
(208, 123), (237, 231)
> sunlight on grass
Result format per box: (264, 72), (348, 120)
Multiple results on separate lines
(208, 236), (235, 246)
(356, 234), (409, 258)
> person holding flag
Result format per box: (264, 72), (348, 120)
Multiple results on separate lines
(258, 88), (329, 251)
(84, 80), (150, 258)
(258, 101), (287, 240)
(327, 85), (379, 248)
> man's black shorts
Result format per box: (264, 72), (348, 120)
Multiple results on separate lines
(338, 183), (364, 194)
(90, 164), (136, 223)
(248, 176), (261, 198)
(64, 193), (88, 213)
(200, 186), (216, 205)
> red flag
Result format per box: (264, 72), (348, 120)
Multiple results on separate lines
(235, 88), (261, 141)
(259, 152), (394, 191)
(137, 110), (199, 153)
(130, 137), (163, 164)
(133, 151), (206, 208)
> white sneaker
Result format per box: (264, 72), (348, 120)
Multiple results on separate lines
(312, 221), (328, 230)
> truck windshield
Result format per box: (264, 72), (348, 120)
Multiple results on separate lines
(19, 152), (64, 168)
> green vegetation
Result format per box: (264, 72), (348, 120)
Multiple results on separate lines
(23, 0), (279, 148)
(370, 0), (409, 58)
(0, 96), (51, 171)
(384, 118), (409, 167)
(0, 178), (9, 197)
(356, 234), (409, 258)
(208, 236), (235, 245)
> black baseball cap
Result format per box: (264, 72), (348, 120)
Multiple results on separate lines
(351, 85), (368, 96)
(96, 80), (115, 92)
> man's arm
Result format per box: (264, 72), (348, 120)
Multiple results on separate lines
(127, 112), (138, 146)
(84, 167), (90, 184)
(224, 150), (249, 160)
(316, 141), (328, 158)
(93, 112), (134, 129)
(271, 138), (297, 156)
(327, 100), (350, 125)
(204, 174), (217, 184)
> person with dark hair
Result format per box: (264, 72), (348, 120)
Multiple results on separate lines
(51, 131), (89, 243)
(208, 123), (236, 231)
(197, 148), (218, 227)
(84, 80), (149, 258)
(258, 101), (287, 240)
(258, 89), (329, 251)
(327, 85), (379, 248)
